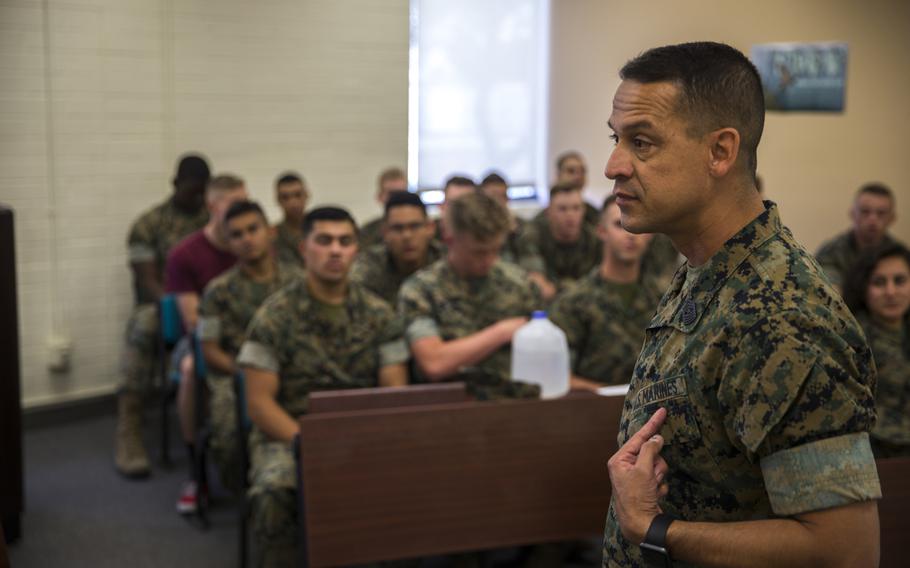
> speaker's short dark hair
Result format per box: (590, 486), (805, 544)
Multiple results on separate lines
(224, 200), (267, 225)
(302, 206), (358, 238)
(620, 41), (765, 179)
(384, 191), (427, 219)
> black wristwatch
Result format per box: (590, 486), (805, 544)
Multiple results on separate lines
(639, 513), (675, 567)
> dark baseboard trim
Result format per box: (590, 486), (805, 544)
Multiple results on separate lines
(23, 392), (117, 430)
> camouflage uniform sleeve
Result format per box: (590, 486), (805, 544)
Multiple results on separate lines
(127, 210), (157, 263)
(236, 303), (283, 373)
(548, 292), (583, 371)
(717, 310), (880, 516)
(197, 283), (222, 344)
(397, 277), (440, 344)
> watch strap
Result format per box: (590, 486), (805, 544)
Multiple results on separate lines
(643, 512), (674, 548)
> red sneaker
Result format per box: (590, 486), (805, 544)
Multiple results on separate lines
(176, 480), (198, 515)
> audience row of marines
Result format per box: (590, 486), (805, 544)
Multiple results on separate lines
(113, 43), (908, 568)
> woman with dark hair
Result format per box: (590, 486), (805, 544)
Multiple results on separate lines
(843, 243), (910, 458)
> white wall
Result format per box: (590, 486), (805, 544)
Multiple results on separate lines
(1, 0), (408, 408)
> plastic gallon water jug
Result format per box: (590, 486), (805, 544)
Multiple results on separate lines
(510, 311), (570, 399)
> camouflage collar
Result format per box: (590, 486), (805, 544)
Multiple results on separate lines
(649, 200), (782, 333)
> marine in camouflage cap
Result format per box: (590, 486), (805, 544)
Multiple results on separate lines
(398, 191), (541, 400)
(842, 243), (910, 458)
(549, 195), (661, 389)
(815, 182), (903, 292)
(197, 200), (303, 492)
(350, 190), (443, 307)
(602, 42), (880, 567)
(237, 206), (408, 565)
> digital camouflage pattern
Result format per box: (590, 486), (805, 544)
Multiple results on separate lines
(120, 198), (208, 394)
(197, 262), (303, 491)
(359, 215), (384, 249)
(271, 220), (305, 266)
(856, 313), (910, 450)
(350, 240), (445, 307)
(814, 230), (902, 289)
(118, 304), (159, 395)
(398, 259), (542, 399)
(238, 277), (408, 418)
(238, 277), (408, 564)
(517, 221), (602, 291)
(604, 202), (882, 568)
(127, 198), (209, 305)
(549, 268), (661, 385)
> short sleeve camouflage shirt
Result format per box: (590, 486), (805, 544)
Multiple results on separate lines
(549, 268), (661, 385)
(398, 259), (542, 399)
(127, 198), (209, 304)
(198, 262), (304, 356)
(237, 278), (408, 417)
(604, 202), (882, 567)
(350, 240), (445, 307)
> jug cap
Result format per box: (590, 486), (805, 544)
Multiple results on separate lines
(531, 310), (547, 319)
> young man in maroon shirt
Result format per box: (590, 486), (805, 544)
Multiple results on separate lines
(165, 173), (247, 514)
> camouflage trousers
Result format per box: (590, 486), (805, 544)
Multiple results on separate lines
(249, 431), (298, 568)
(119, 303), (159, 396)
(207, 372), (242, 494)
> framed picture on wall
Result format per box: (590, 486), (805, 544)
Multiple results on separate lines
(750, 42), (848, 112)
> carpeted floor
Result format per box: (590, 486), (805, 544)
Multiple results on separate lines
(7, 409), (602, 568)
(8, 410), (240, 568)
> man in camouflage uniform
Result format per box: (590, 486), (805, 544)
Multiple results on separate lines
(603, 42), (880, 567)
(399, 192), (541, 400)
(238, 206), (408, 567)
(480, 173), (556, 301)
(350, 190), (443, 306)
(270, 172), (308, 266)
(359, 166), (409, 249)
(815, 182), (904, 292)
(197, 200), (303, 493)
(518, 183), (602, 293)
(550, 195), (661, 389)
(115, 153), (210, 478)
